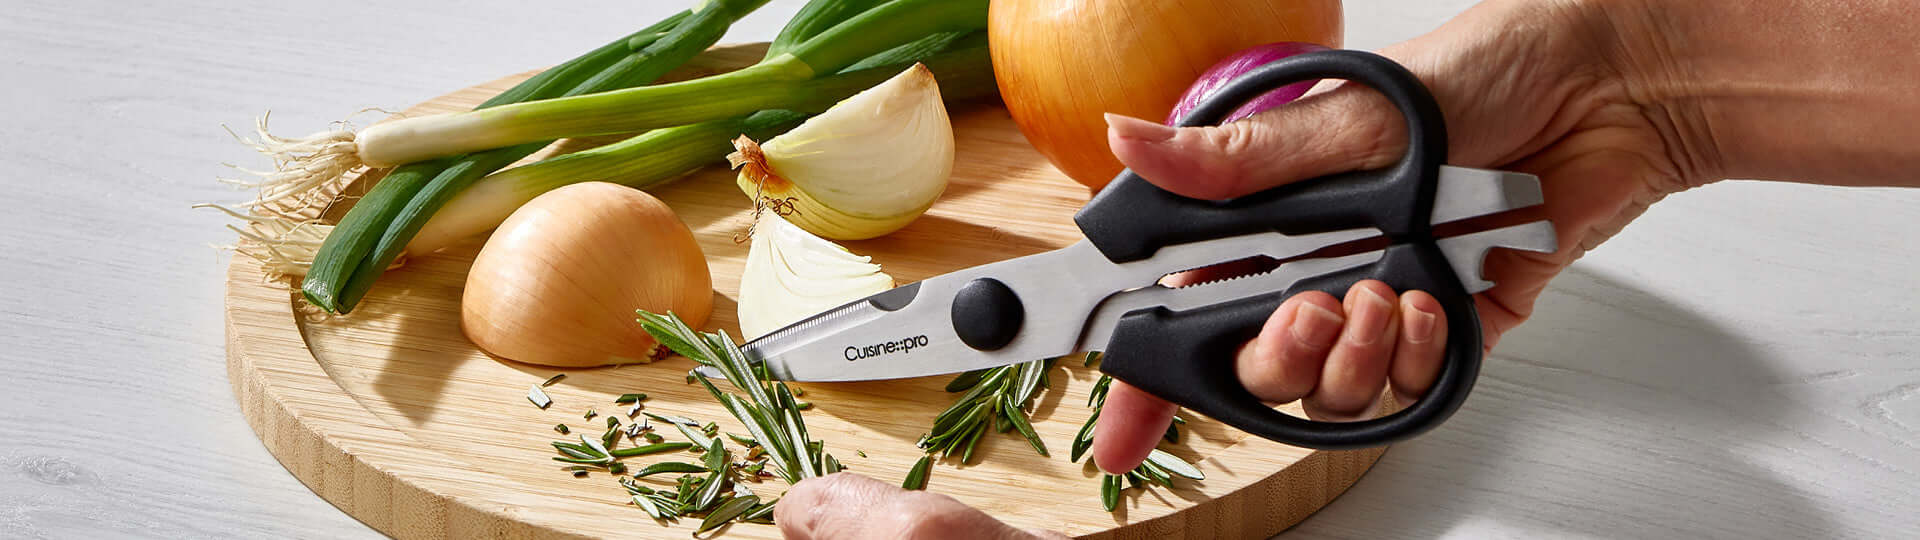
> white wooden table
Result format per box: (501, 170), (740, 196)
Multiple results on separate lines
(3, 1), (1915, 537)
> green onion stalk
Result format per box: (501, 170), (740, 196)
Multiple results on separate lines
(295, 0), (773, 312)
(308, 0), (989, 314)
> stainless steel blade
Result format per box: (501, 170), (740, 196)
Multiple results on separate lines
(1435, 219), (1558, 293)
(1431, 166), (1544, 224)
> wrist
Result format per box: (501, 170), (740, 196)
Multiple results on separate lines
(1591, 0), (1920, 187)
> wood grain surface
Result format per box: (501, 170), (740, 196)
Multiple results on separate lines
(6, 1), (1919, 538)
(225, 42), (1386, 539)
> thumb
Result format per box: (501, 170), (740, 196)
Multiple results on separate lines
(776, 472), (1066, 540)
(1105, 85), (1407, 200)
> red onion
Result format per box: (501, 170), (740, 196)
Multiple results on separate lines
(1166, 42), (1330, 124)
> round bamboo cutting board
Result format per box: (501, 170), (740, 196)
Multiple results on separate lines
(224, 43), (1385, 539)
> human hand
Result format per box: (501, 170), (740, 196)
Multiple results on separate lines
(775, 472), (1068, 540)
(1090, 0), (1715, 472)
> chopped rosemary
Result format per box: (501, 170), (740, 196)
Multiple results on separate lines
(606, 416), (620, 429)
(543, 373), (567, 387)
(584, 409), (597, 420)
(632, 461), (709, 478)
(698, 494), (760, 534)
(856, 450), (867, 458)
(918, 358), (1057, 462)
(554, 424), (570, 434)
(609, 441), (693, 457)
(527, 385), (553, 409)
(727, 433), (760, 448)
(637, 310), (842, 483)
(615, 393), (649, 404)
(741, 498), (778, 523)
(600, 423), (620, 450)
(1100, 473), (1122, 511)
(902, 454), (932, 490)
(643, 432), (665, 444)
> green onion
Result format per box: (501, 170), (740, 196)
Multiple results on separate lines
(300, 0), (770, 313)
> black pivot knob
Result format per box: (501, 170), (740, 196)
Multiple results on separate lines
(950, 278), (1023, 350)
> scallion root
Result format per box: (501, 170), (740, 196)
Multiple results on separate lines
(195, 203), (406, 281)
(219, 112), (366, 209)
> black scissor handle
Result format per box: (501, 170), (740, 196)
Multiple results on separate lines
(1075, 49), (1447, 262)
(1083, 50), (1481, 450)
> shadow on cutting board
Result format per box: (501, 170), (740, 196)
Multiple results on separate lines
(1283, 266), (1837, 538)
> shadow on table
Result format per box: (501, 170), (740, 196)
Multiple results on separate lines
(1285, 266), (1837, 538)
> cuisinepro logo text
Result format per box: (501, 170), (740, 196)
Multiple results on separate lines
(844, 335), (930, 361)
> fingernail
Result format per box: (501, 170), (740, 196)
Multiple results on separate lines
(1290, 303), (1344, 349)
(1346, 288), (1394, 346)
(1405, 306), (1438, 344)
(1106, 113), (1177, 143)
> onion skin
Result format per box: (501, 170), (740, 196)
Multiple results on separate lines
(461, 182), (712, 367)
(989, 0), (1341, 192)
(1166, 42), (1331, 124)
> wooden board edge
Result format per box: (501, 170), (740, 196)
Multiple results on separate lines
(225, 255), (595, 540)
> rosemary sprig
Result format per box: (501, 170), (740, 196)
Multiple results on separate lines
(636, 310), (842, 484)
(918, 357), (1056, 462)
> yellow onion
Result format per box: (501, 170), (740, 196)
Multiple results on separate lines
(737, 210), (894, 340)
(730, 63), (953, 240)
(461, 182), (712, 367)
(988, 0), (1342, 192)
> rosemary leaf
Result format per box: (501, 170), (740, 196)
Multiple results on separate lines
(699, 494), (760, 534)
(669, 416), (715, 449)
(553, 442), (598, 460)
(609, 441), (693, 457)
(741, 498), (778, 522)
(1002, 394), (1048, 457)
(527, 386), (553, 409)
(944, 368), (989, 392)
(554, 424), (570, 435)
(632, 493), (666, 519)
(1100, 474), (1122, 511)
(1069, 409), (1099, 463)
(702, 438), (728, 471)
(581, 434), (613, 457)
(615, 393), (648, 404)
(728, 433), (759, 448)
(692, 467), (727, 512)
(902, 455), (932, 490)
(633, 461), (709, 478)
(1146, 449), (1204, 480)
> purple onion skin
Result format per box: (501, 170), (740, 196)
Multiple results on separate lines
(1166, 42), (1331, 125)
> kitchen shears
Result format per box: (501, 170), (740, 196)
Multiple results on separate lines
(709, 50), (1558, 450)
